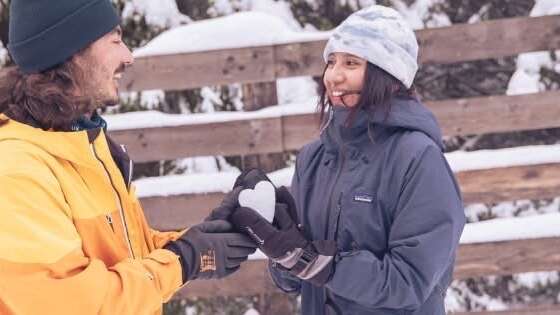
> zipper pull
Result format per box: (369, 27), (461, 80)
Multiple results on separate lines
(106, 214), (114, 232)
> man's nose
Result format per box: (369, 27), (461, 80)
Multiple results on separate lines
(123, 45), (134, 66)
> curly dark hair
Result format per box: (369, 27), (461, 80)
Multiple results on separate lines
(0, 58), (96, 131)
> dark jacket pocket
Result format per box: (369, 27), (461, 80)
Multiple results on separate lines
(337, 191), (388, 254)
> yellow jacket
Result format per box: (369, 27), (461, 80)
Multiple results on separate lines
(0, 116), (184, 315)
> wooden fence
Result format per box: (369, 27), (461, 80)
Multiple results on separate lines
(115, 14), (560, 314)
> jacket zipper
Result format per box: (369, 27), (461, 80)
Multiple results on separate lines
(323, 160), (345, 313)
(333, 193), (344, 241)
(325, 129), (346, 241)
(323, 126), (347, 314)
(90, 144), (135, 259)
(106, 214), (115, 232)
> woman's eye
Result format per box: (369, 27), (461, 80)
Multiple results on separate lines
(327, 59), (335, 66)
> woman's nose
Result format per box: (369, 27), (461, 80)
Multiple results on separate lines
(327, 66), (345, 84)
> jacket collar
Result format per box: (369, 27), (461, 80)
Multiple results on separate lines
(0, 113), (105, 168)
(320, 106), (378, 157)
(320, 96), (444, 156)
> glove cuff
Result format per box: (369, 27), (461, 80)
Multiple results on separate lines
(164, 239), (196, 283)
(285, 241), (337, 286)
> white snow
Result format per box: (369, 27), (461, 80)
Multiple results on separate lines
(136, 170), (240, 196)
(134, 166), (293, 197)
(133, 11), (330, 58)
(506, 0), (560, 95)
(530, 0), (560, 16)
(242, 309), (260, 315)
(393, 0), (451, 29)
(121, 0), (190, 29)
(104, 101), (317, 130)
(248, 0), (304, 31)
(0, 41), (8, 66)
(467, 198), (560, 223)
(460, 212), (560, 244)
(277, 77), (319, 105)
(119, 90), (166, 110)
(177, 156), (237, 174)
(445, 144), (560, 172)
(514, 271), (559, 288)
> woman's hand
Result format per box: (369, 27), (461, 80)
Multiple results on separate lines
(231, 187), (338, 287)
(205, 168), (272, 222)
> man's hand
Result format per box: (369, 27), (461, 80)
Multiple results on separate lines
(205, 186), (243, 222)
(164, 220), (257, 282)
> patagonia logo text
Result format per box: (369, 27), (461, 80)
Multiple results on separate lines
(353, 194), (374, 203)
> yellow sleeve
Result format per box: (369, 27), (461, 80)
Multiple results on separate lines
(129, 184), (186, 250)
(0, 170), (182, 315)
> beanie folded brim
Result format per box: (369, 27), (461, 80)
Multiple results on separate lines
(8, 0), (120, 73)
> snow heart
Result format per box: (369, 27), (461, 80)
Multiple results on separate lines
(238, 181), (276, 223)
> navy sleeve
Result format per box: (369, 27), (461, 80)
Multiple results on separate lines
(325, 145), (466, 309)
(268, 260), (302, 293)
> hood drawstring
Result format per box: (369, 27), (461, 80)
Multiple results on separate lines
(320, 106), (334, 135)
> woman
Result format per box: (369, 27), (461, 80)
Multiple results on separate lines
(225, 4), (465, 315)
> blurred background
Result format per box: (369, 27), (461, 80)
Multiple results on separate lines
(1, 1), (559, 314)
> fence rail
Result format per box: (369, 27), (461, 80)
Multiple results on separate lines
(121, 15), (560, 91)
(110, 90), (560, 163)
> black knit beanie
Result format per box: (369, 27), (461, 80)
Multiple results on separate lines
(8, 0), (120, 74)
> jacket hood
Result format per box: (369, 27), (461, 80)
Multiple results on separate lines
(322, 96), (443, 152)
(0, 114), (101, 168)
(367, 95), (443, 149)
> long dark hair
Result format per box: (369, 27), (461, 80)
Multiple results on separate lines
(0, 59), (95, 131)
(317, 62), (417, 127)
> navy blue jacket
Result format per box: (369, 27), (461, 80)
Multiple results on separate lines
(270, 96), (466, 314)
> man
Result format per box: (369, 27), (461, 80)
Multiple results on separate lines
(0, 1), (256, 314)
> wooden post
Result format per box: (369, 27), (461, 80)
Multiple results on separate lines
(241, 81), (287, 173)
(242, 81), (292, 314)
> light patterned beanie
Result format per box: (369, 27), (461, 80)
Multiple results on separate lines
(323, 5), (419, 88)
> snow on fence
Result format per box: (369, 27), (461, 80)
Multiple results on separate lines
(112, 15), (560, 314)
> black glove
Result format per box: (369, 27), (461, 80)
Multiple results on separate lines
(205, 186), (243, 222)
(230, 187), (338, 286)
(233, 168), (272, 190)
(164, 220), (257, 282)
(205, 168), (273, 222)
